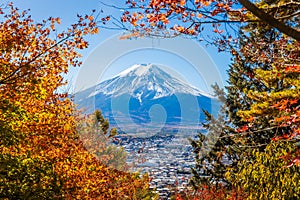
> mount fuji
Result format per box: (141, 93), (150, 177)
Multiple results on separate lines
(75, 64), (219, 134)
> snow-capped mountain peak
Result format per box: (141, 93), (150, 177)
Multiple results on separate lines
(116, 63), (155, 78)
(117, 64), (142, 77)
(75, 64), (219, 132)
(90, 64), (211, 101)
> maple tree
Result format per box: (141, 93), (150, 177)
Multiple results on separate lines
(0, 3), (156, 199)
(112, 0), (300, 42)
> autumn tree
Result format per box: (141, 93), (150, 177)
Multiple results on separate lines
(0, 2), (94, 198)
(0, 3), (155, 199)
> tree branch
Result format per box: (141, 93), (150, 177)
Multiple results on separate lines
(237, 0), (300, 41)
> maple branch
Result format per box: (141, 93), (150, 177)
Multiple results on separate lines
(0, 29), (81, 85)
(237, 0), (300, 41)
(194, 19), (258, 24)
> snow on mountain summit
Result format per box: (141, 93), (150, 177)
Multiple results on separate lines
(91, 64), (212, 101)
(117, 63), (151, 77)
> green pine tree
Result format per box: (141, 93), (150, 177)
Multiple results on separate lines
(77, 110), (128, 171)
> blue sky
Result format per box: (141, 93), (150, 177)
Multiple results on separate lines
(10, 0), (231, 94)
